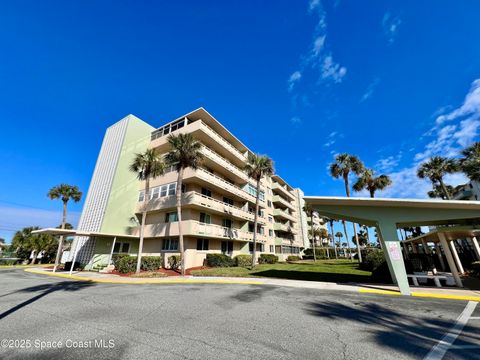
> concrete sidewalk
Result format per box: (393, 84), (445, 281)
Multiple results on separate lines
(24, 267), (480, 301)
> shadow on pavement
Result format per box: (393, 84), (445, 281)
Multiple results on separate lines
(305, 301), (480, 359)
(0, 281), (95, 320)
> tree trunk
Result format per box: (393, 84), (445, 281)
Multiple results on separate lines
(343, 174), (350, 197)
(342, 220), (352, 260)
(30, 250), (38, 265)
(177, 168), (185, 275)
(353, 223), (363, 263)
(53, 201), (68, 272)
(136, 178), (150, 274)
(330, 221), (338, 260)
(439, 178), (451, 200)
(369, 189), (375, 198)
(311, 212), (316, 263)
(251, 178), (261, 269)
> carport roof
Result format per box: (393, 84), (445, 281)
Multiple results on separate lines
(403, 225), (480, 244)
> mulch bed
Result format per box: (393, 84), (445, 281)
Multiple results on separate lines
(109, 266), (211, 277)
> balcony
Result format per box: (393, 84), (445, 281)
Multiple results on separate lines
(150, 120), (247, 165)
(133, 220), (268, 243)
(137, 191), (264, 223)
(200, 146), (249, 183)
(272, 195), (295, 210)
(274, 222), (297, 234)
(272, 182), (296, 200)
(273, 208), (296, 223)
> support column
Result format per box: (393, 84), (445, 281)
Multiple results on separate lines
(108, 236), (117, 265)
(421, 239), (430, 254)
(435, 243), (446, 271)
(450, 240), (465, 274)
(401, 241), (409, 260)
(438, 233), (462, 287)
(377, 223), (410, 296)
(471, 236), (480, 261)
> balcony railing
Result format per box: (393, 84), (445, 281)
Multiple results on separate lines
(272, 182), (296, 200)
(274, 222), (297, 234)
(134, 220), (267, 242)
(273, 208), (296, 222)
(201, 146), (249, 182)
(272, 195), (295, 210)
(199, 121), (246, 161)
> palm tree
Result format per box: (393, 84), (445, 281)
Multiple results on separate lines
(335, 232), (343, 257)
(327, 218), (338, 259)
(47, 184), (82, 272)
(427, 183), (455, 200)
(244, 153), (274, 268)
(165, 133), (204, 275)
(417, 156), (459, 200)
(330, 153), (364, 262)
(303, 203), (317, 262)
(129, 149), (165, 273)
(353, 168), (392, 198)
(459, 142), (480, 182)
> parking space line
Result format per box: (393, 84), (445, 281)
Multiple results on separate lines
(423, 301), (478, 360)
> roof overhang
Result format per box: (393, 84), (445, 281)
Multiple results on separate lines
(31, 228), (139, 239)
(404, 225), (480, 244)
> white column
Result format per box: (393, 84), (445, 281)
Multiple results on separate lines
(108, 237), (117, 265)
(471, 236), (480, 261)
(435, 243), (446, 271)
(438, 233), (462, 287)
(450, 240), (465, 274)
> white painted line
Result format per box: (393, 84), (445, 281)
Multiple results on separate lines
(469, 316), (480, 320)
(449, 345), (480, 349)
(423, 301), (478, 360)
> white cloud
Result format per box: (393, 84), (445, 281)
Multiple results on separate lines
(287, 0), (346, 92)
(290, 116), (302, 125)
(382, 12), (402, 44)
(323, 131), (342, 147)
(360, 78), (380, 103)
(321, 55), (347, 83)
(288, 71), (302, 92)
(375, 79), (480, 199)
(375, 154), (401, 173)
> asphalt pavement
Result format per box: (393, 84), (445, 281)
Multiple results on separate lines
(1, 268), (479, 360)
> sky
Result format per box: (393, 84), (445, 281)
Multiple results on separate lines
(1, 0), (480, 243)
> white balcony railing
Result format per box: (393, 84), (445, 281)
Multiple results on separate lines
(200, 146), (249, 182)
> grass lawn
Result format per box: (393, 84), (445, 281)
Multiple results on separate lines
(191, 259), (373, 283)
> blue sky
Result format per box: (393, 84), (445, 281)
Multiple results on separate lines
(1, 0), (480, 243)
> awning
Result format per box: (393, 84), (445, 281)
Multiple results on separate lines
(31, 228), (139, 239)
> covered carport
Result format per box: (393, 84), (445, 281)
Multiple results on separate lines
(304, 197), (480, 296)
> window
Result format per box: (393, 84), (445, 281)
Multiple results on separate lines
(201, 187), (212, 197)
(258, 209), (264, 217)
(197, 238), (209, 250)
(200, 213), (211, 224)
(221, 241), (233, 253)
(151, 187), (159, 200)
(160, 184), (168, 197)
(165, 212), (178, 223)
(162, 238), (179, 250)
(223, 197), (234, 206)
(268, 216), (273, 223)
(222, 219), (232, 228)
(258, 226), (264, 235)
(249, 243), (264, 252)
(267, 200), (272, 208)
(113, 242), (130, 253)
(269, 229), (273, 237)
(138, 191), (145, 202)
(248, 223), (254, 233)
(168, 183), (176, 196)
(270, 245), (274, 253)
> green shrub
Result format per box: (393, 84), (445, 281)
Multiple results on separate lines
(168, 255), (181, 270)
(116, 256), (137, 274)
(141, 256), (162, 271)
(206, 253), (234, 267)
(258, 254), (278, 264)
(286, 255), (300, 262)
(472, 261), (480, 277)
(234, 254), (252, 267)
(303, 248), (336, 259)
(360, 250), (385, 272)
(112, 254), (129, 268)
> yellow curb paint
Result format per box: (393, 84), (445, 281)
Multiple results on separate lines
(24, 268), (262, 285)
(359, 288), (480, 302)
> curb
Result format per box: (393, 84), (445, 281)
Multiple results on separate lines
(24, 268), (263, 285)
(359, 289), (480, 302)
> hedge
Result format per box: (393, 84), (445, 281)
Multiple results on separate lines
(168, 255), (181, 270)
(360, 250), (385, 272)
(112, 254), (129, 268)
(286, 255), (300, 262)
(258, 254), (278, 264)
(234, 254), (252, 267)
(303, 248), (336, 259)
(205, 253), (235, 267)
(116, 255), (162, 273)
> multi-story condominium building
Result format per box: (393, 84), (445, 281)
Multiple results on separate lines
(71, 108), (314, 269)
(453, 180), (480, 201)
